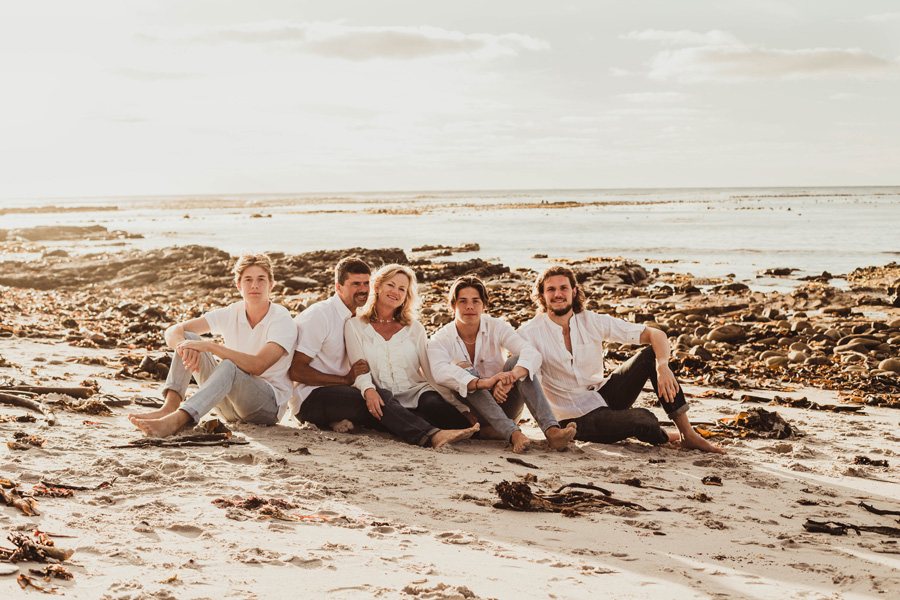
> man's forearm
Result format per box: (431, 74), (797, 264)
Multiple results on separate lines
(291, 363), (351, 387)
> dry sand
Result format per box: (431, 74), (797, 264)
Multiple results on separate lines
(3, 332), (900, 599)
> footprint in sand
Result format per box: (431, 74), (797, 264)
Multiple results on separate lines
(166, 523), (204, 538)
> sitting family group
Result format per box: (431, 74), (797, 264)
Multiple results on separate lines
(129, 253), (724, 455)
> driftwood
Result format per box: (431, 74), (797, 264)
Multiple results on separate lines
(554, 482), (613, 496)
(0, 392), (56, 426)
(110, 434), (248, 449)
(506, 457), (539, 469)
(859, 502), (900, 517)
(0, 386), (94, 399)
(38, 477), (117, 492)
(494, 480), (646, 514)
(803, 519), (900, 538)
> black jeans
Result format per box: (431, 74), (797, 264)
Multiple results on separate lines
(561, 347), (688, 445)
(298, 386), (461, 446)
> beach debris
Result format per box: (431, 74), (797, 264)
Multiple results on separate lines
(701, 476), (723, 486)
(8, 432), (47, 450)
(0, 486), (39, 516)
(110, 433), (247, 449)
(506, 457), (539, 469)
(213, 496), (302, 521)
(1, 532), (73, 562)
(769, 395), (864, 413)
(197, 418), (231, 435)
(133, 396), (163, 408)
(620, 478), (673, 492)
(38, 478), (116, 492)
(859, 502), (900, 517)
(0, 392), (56, 426)
(0, 386), (94, 399)
(696, 407), (796, 440)
(0, 414), (37, 423)
(493, 480), (646, 513)
(554, 482), (613, 495)
(803, 519), (900, 538)
(17, 574), (60, 593)
(690, 493), (713, 503)
(31, 486), (75, 499)
(48, 396), (113, 416)
(854, 456), (889, 467)
(28, 564), (73, 581)
(287, 447), (311, 455)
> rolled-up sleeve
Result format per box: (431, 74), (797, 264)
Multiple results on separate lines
(343, 319), (375, 395)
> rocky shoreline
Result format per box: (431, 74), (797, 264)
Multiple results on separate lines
(1, 241), (898, 408)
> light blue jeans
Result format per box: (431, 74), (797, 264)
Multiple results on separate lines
(458, 355), (559, 440)
(162, 332), (279, 425)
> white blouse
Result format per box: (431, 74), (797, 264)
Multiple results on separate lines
(344, 318), (468, 413)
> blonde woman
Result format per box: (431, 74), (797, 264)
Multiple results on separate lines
(344, 264), (480, 448)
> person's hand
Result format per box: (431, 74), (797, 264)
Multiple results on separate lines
(656, 363), (679, 403)
(345, 359), (369, 385)
(493, 380), (513, 403)
(495, 371), (517, 386)
(364, 389), (384, 419)
(176, 340), (207, 372)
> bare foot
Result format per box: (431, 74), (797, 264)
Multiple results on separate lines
(510, 430), (531, 453)
(430, 423), (480, 449)
(667, 431), (680, 443)
(128, 393), (181, 421)
(129, 411), (192, 438)
(476, 424), (506, 441)
(679, 431), (726, 454)
(545, 422), (577, 451)
(330, 419), (354, 434)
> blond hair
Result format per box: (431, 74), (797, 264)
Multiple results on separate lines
(358, 264), (420, 327)
(233, 252), (274, 285)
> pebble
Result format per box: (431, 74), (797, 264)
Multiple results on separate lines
(708, 324), (746, 343)
(760, 350), (785, 360)
(788, 351), (808, 363)
(805, 356), (831, 366)
(789, 342), (811, 353)
(878, 358), (900, 373)
(766, 356), (790, 367)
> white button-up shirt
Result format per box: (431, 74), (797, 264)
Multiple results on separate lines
(344, 318), (468, 413)
(289, 294), (353, 414)
(518, 311), (645, 420)
(427, 315), (541, 397)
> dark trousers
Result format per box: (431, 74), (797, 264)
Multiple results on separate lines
(561, 347), (688, 445)
(298, 386), (462, 446)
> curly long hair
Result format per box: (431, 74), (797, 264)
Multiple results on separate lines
(531, 266), (585, 314)
(358, 264), (420, 326)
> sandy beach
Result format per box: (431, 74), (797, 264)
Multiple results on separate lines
(2, 239), (900, 599)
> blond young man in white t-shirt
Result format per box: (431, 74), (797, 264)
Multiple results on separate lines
(129, 253), (297, 437)
(519, 266), (724, 454)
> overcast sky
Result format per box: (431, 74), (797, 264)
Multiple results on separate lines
(1, 1), (898, 199)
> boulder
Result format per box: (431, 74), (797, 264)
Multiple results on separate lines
(878, 358), (900, 373)
(708, 324), (746, 344)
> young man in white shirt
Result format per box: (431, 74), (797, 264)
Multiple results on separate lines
(519, 266), (724, 454)
(289, 257), (374, 432)
(129, 253), (298, 437)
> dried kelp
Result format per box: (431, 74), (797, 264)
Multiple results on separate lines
(110, 434), (247, 449)
(803, 519), (900, 538)
(1, 532), (73, 562)
(494, 480), (646, 514)
(0, 487), (40, 516)
(696, 407), (797, 440)
(0, 392), (56, 426)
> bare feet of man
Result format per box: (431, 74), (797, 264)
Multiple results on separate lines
(431, 423), (480, 449)
(127, 392), (181, 421)
(129, 410), (192, 438)
(545, 422), (577, 451)
(330, 419), (355, 433)
(510, 430), (531, 453)
(679, 430), (726, 454)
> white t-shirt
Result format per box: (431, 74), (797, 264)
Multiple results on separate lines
(204, 301), (297, 417)
(518, 311), (645, 420)
(290, 294), (353, 414)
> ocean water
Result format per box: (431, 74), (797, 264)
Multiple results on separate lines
(1, 187), (898, 288)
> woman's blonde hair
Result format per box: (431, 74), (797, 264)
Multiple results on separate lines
(358, 264), (420, 326)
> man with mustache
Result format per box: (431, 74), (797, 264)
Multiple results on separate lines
(519, 266), (724, 454)
(289, 257), (373, 432)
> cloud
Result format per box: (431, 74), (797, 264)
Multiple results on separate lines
(829, 92), (861, 101)
(621, 29), (741, 47)
(179, 21), (549, 61)
(617, 91), (690, 104)
(648, 46), (900, 82)
(862, 12), (900, 22)
(623, 29), (900, 82)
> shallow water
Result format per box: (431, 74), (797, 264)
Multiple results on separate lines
(2, 186), (898, 287)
